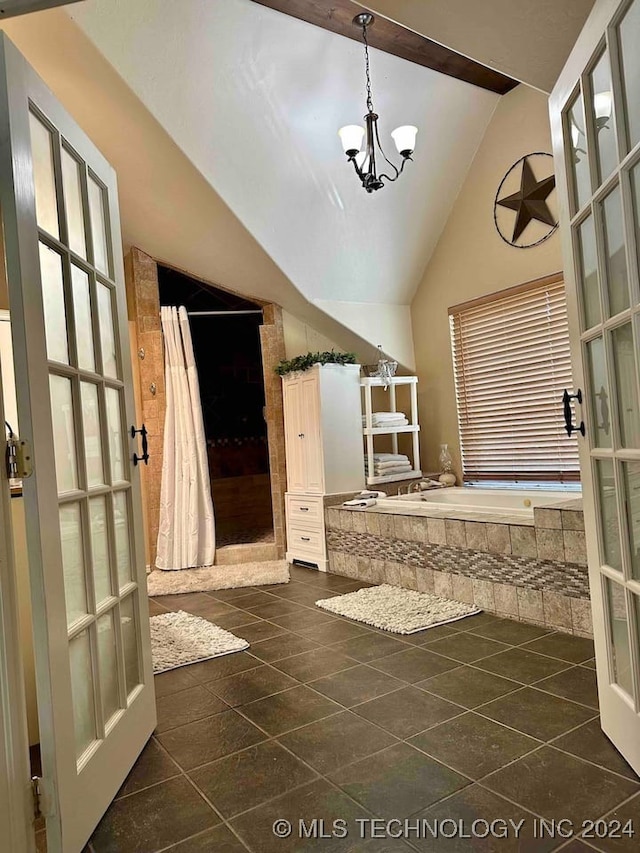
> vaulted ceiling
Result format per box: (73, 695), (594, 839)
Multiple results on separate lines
(359, 0), (594, 94)
(67, 0), (500, 365)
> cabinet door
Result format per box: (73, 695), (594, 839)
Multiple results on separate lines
(283, 379), (305, 492)
(300, 373), (324, 494)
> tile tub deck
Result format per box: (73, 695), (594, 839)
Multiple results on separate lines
(324, 498), (591, 637)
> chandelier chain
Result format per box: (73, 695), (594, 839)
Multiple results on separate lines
(362, 21), (374, 113)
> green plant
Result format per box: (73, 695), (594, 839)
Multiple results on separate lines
(275, 350), (357, 376)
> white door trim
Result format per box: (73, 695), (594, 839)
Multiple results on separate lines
(0, 392), (34, 852)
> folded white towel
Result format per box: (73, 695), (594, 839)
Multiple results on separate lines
(371, 420), (409, 428)
(343, 498), (377, 509)
(372, 412), (408, 419)
(372, 453), (409, 461)
(369, 465), (413, 476)
(367, 459), (410, 471)
(359, 490), (387, 499)
(363, 416), (408, 426)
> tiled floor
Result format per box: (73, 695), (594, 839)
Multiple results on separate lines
(82, 565), (638, 852)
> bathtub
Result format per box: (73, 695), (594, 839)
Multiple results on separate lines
(383, 486), (581, 519)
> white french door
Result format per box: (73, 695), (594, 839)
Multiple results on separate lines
(0, 34), (155, 852)
(551, 0), (640, 773)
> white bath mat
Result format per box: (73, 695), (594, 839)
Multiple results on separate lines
(147, 560), (289, 596)
(315, 584), (481, 634)
(150, 610), (249, 673)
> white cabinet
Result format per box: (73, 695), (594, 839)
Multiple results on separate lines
(283, 364), (364, 570)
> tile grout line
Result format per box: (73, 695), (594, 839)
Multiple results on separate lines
(150, 734), (254, 853)
(137, 578), (632, 853)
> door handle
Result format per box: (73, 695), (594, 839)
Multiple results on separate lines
(131, 424), (150, 465)
(562, 389), (585, 437)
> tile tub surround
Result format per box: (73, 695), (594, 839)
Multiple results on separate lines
(325, 499), (591, 637)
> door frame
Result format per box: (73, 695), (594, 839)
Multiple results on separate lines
(0, 33), (156, 851)
(550, 0), (640, 772)
(0, 396), (34, 852)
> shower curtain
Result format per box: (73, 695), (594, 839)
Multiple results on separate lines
(156, 306), (216, 569)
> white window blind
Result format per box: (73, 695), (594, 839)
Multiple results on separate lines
(449, 275), (580, 484)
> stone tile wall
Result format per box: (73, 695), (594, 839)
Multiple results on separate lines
(259, 304), (287, 559)
(125, 249), (287, 565)
(125, 248), (164, 568)
(325, 505), (592, 637)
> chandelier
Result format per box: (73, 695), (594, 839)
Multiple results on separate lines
(338, 13), (417, 193)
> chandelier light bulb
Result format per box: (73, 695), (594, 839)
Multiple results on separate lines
(391, 125), (418, 157)
(338, 125), (365, 156)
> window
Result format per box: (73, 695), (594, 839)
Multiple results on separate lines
(449, 274), (580, 484)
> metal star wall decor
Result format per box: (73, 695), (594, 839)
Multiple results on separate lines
(493, 152), (559, 248)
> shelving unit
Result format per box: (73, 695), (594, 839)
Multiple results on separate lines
(360, 375), (422, 485)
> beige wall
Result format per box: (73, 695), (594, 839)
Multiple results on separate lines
(282, 310), (344, 360)
(411, 85), (564, 480)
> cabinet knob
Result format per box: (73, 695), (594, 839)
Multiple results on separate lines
(298, 433), (305, 438)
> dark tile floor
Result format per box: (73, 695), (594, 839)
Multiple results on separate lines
(83, 565), (639, 853)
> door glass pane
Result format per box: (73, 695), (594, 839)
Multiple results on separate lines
(59, 503), (87, 626)
(71, 265), (95, 372)
(120, 594), (140, 697)
(567, 95), (591, 212)
(601, 186), (629, 317)
(596, 459), (622, 571)
(89, 496), (112, 605)
(88, 176), (109, 275)
(114, 491), (132, 589)
(69, 629), (97, 760)
(586, 337), (612, 447)
(577, 216), (601, 329)
(61, 147), (87, 258)
(39, 243), (68, 364)
(623, 461), (640, 581)
(612, 323), (640, 447)
(105, 387), (125, 483)
(619, 0), (640, 151)
(29, 111), (59, 239)
(97, 610), (120, 725)
(605, 578), (633, 697)
(49, 374), (78, 493)
(97, 282), (118, 378)
(80, 382), (104, 487)
(590, 51), (616, 184)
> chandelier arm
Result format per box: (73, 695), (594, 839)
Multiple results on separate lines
(373, 120), (400, 179)
(378, 156), (411, 184)
(349, 156), (366, 182)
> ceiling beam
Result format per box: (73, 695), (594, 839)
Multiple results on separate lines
(248, 0), (517, 95)
(0, 1), (82, 19)
(358, 0), (594, 93)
